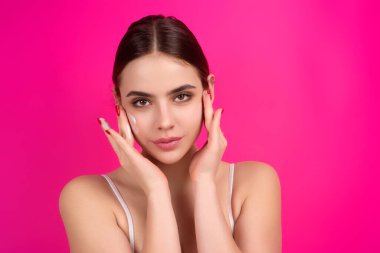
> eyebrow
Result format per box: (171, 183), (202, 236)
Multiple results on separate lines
(126, 84), (197, 98)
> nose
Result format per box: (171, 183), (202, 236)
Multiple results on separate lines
(156, 104), (175, 131)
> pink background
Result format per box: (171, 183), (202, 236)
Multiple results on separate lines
(0, 0), (379, 252)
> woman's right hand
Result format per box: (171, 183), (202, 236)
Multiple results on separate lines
(98, 105), (168, 196)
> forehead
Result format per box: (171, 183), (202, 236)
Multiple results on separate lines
(119, 53), (202, 93)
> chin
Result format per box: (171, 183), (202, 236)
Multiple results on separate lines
(154, 153), (183, 165)
(154, 146), (188, 165)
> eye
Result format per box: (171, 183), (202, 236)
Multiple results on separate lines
(132, 98), (150, 107)
(174, 93), (192, 102)
(131, 93), (193, 108)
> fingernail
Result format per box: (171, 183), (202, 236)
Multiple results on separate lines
(97, 117), (102, 125)
(105, 129), (111, 135)
(115, 105), (120, 117)
(222, 108), (224, 114)
(207, 89), (212, 100)
(98, 117), (110, 130)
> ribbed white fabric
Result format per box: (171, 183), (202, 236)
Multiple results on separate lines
(228, 163), (235, 233)
(101, 174), (135, 253)
(101, 163), (235, 252)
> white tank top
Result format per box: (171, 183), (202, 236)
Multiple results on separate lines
(101, 163), (236, 253)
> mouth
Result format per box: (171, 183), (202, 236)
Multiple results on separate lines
(152, 136), (183, 151)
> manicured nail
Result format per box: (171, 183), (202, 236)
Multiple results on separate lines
(98, 117), (110, 130)
(115, 105), (120, 116)
(207, 89), (212, 100)
(105, 129), (111, 135)
(97, 117), (102, 125)
(222, 108), (224, 114)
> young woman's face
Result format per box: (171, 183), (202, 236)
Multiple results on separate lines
(118, 52), (204, 164)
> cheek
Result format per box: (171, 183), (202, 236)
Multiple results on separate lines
(125, 112), (153, 149)
(125, 113), (137, 134)
(127, 112), (153, 135)
(182, 102), (203, 127)
(122, 103), (151, 134)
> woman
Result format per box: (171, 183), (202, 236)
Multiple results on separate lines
(59, 14), (282, 253)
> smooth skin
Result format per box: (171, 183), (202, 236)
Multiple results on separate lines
(59, 52), (282, 253)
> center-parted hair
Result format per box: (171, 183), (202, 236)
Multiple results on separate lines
(112, 14), (210, 103)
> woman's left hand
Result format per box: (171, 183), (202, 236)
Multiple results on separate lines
(189, 89), (227, 183)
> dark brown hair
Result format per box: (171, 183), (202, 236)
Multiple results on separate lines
(112, 14), (210, 103)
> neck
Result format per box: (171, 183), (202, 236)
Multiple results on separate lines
(141, 145), (198, 196)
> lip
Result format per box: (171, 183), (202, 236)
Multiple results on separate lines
(153, 136), (182, 144)
(152, 136), (182, 151)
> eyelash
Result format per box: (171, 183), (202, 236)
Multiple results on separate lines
(131, 93), (193, 107)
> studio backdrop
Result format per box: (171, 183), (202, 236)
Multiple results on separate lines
(0, 0), (378, 252)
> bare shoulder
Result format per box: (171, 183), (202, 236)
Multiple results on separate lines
(59, 174), (112, 208)
(60, 174), (104, 192)
(233, 161), (282, 252)
(234, 161), (281, 200)
(59, 174), (133, 253)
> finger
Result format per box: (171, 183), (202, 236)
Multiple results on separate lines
(117, 105), (134, 146)
(210, 108), (223, 140)
(99, 117), (136, 160)
(105, 127), (136, 155)
(98, 117), (124, 161)
(203, 89), (214, 131)
(115, 105), (125, 138)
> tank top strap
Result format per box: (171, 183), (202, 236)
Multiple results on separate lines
(101, 174), (135, 253)
(228, 163), (235, 233)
